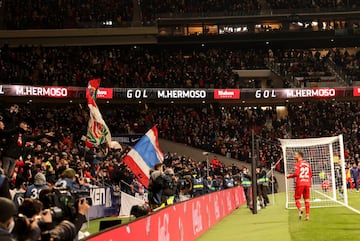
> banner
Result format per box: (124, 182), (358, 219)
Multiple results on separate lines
(85, 186), (246, 241)
(112, 134), (143, 146)
(122, 126), (164, 188)
(119, 191), (146, 217)
(88, 187), (121, 220)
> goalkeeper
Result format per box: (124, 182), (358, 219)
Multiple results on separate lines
(286, 151), (313, 221)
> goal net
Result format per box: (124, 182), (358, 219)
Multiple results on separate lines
(279, 135), (348, 209)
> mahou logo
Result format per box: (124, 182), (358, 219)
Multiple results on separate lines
(214, 89), (240, 99)
(353, 87), (360, 97)
(97, 88), (113, 99)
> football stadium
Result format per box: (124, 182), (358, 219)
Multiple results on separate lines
(1, 1), (360, 240)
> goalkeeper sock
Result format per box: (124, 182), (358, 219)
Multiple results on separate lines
(305, 201), (310, 215)
(295, 199), (301, 210)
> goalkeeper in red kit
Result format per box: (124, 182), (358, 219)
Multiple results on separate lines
(287, 151), (313, 221)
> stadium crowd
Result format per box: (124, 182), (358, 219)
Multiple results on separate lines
(1, 99), (359, 185)
(2, 0), (360, 29)
(271, 49), (332, 78)
(0, 45), (268, 88)
(3, 0), (134, 29)
(329, 48), (360, 85)
(140, 0), (261, 23)
(4, 45), (360, 88)
(0, 102), (251, 239)
(265, 0), (359, 10)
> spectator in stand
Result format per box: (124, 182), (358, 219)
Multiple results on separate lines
(223, 174), (235, 189)
(211, 156), (222, 175)
(55, 168), (88, 191)
(1, 120), (54, 179)
(24, 172), (49, 199)
(10, 175), (27, 209)
(0, 169), (11, 199)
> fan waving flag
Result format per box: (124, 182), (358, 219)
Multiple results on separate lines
(85, 79), (113, 148)
(123, 126), (164, 188)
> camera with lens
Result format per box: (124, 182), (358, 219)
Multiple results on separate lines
(41, 220), (77, 241)
(130, 204), (150, 218)
(177, 177), (192, 194)
(43, 188), (92, 221)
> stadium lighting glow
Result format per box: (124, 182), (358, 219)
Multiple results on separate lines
(103, 20), (113, 26)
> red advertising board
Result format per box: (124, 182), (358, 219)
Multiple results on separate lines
(214, 89), (240, 99)
(97, 88), (113, 99)
(353, 87), (360, 97)
(85, 186), (246, 241)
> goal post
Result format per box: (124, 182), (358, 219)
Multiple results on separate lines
(279, 134), (348, 209)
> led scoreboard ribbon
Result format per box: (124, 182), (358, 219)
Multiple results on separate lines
(0, 85), (358, 101)
(240, 88), (352, 100)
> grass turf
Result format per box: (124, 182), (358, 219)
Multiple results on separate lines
(196, 192), (360, 241)
(83, 216), (134, 234)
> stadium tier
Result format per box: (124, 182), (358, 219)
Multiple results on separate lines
(1, 2), (360, 240)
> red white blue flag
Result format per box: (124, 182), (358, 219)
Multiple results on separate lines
(122, 126), (164, 188)
(85, 79), (113, 148)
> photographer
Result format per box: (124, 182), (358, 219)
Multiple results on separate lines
(160, 168), (178, 206)
(12, 198), (44, 241)
(0, 197), (17, 241)
(12, 196), (90, 241)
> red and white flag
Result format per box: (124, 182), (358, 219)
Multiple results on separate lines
(85, 79), (113, 148)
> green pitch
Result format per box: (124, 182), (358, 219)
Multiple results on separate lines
(83, 216), (134, 234)
(196, 192), (360, 241)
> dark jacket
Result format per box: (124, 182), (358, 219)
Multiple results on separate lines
(0, 175), (11, 199)
(0, 227), (13, 241)
(3, 127), (47, 159)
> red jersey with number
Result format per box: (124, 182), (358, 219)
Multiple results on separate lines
(289, 160), (312, 187)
